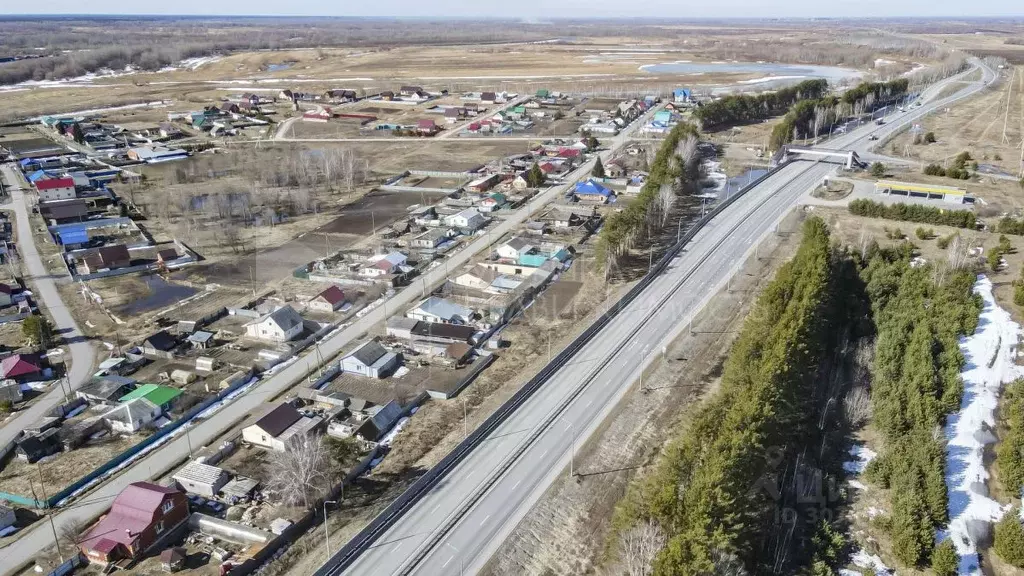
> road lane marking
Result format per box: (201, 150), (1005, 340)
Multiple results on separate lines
(465, 470), (476, 481)
(431, 504), (441, 514)
(511, 480), (521, 491)
(585, 400), (593, 408)
(480, 514), (491, 526)
(540, 449), (548, 459)
(442, 556), (453, 568)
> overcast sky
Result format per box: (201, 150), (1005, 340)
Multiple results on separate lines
(1, 0), (1021, 18)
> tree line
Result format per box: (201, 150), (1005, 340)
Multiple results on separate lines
(848, 199), (977, 229)
(693, 78), (829, 130)
(860, 246), (981, 567)
(768, 78), (910, 150)
(597, 122), (701, 269)
(609, 218), (865, 575)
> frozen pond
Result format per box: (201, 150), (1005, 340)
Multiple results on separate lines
(116, 275), (198, 316)
(640, 61), (863, 89)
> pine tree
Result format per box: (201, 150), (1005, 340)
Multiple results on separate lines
(995, 512), (1024, 567)
(527, 163), (545, 188)
(71, 122), (85, 145)
(931, 539), (958, 576)
(592, 157), (605, 178)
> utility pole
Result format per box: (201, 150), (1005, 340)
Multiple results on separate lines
(38, 465), (64, 563)
(461, 397), (468, 439)
(249, 266), (256, 297)
(323, 500), (338, 561)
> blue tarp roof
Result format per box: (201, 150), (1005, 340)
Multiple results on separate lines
(673, 88), (691, 97)
(57, 228), (88, 245)
(575, 179), (613, 197)
(27, 170), (56, 183)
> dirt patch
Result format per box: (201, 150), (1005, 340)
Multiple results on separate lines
(0, 434), (136, 499)
(812, 180), (855, 200)
(886, 66), (1024, 178)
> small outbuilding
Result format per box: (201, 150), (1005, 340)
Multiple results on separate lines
(172, 461), (230, 498)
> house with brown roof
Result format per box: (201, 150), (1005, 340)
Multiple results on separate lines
(308, 286), (347, 313)
(79, 482), (189, 564)
(39, 198), (88, 224)
(241, 403), (324, 451)
(80, 244), (131, 274)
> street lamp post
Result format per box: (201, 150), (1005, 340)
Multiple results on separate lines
(323, 500), (338, 561)
(461, 397), (468, 439)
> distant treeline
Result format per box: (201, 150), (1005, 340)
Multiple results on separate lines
(0, 17), (657, 85)
(693, 78), (828, 130)
(848, 199), (977, 229)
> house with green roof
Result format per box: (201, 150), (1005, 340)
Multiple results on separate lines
(119, 384), (183, 412)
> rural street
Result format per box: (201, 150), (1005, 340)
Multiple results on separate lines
(329, 59), (997, 576)
(0, 100), (664, 574)
(0, 164), (96, 451)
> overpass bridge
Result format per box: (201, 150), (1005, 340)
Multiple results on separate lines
(772, 145), (864, 169)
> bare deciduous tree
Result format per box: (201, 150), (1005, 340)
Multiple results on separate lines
(616, 520), (666, 576)
(58, 517), (86, 553)
(264, 433), (330, 509)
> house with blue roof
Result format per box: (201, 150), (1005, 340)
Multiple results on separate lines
(27, 169), (57, 183)
(673, 88), (691, 103)
(574, 179), (616, 204)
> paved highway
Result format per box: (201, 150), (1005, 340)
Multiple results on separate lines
(332, 59), (997, 576)
(0, 165), (96, 450)
(0, 100), (665, 575)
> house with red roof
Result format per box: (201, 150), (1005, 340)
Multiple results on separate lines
(0, 354), (41, 382)
(79, 482), (189, 564)
(308, 286), (347, 313)
(416, 119), (439, 135)
(34, 177), (76, 202)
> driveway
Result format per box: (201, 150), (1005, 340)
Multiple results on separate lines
(0, 164), (96, 450)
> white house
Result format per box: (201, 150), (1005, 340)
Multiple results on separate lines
(407, 296), (474, 325)
(360, 252), (408, 277)
(340, 340), (401, 379)
(244, 306), (304, 342)
(496, 237), (534, 260)
(444, 208), (487, 232)
(242, 403), (324, 452)
(102, 398), (163, 434)
(307, 286), (346, 313)
(35, 177), (76, 202)
(454, 265), (500, 291)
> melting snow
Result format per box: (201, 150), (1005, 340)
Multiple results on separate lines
(843, 444), (878, 475)
(943, 275), (1020, 574)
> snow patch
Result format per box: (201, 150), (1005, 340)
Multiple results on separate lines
(848, 479), (868, 491)
(843, 444), (878, 474)
(850, 549), (892, 575)
(942, 275), (1020, 574)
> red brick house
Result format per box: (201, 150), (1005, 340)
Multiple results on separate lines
(80, 482), (189, 564)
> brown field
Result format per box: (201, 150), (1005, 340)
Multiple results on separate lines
(887, 66), (1024, 179)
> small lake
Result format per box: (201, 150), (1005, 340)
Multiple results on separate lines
(267, 62), (295, 72)
(640, 61), (863, 89)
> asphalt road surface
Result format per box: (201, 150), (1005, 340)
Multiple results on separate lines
(0, 101), (664, 575)
(333, 58), (997, 576)
(0, 164), (96, 450)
